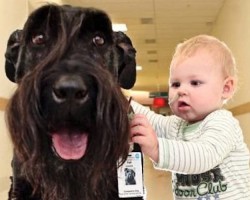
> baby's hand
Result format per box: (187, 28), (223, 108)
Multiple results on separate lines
(130, 114), (159, 163)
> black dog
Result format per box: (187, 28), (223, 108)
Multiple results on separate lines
(125, 168), (136, 185)
(5, 4), (144, 200)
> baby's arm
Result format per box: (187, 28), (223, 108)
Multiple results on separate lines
(131, 101), (241, 174)
(131, 100), (171, 131)
(157, 114), (240, 174)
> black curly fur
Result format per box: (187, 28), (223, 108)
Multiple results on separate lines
(5, 4), (143, 200)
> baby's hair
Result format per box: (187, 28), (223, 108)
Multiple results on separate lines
(170, 35), (237, 81)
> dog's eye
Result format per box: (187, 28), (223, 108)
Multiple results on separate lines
(32, 34), (45, 45)
(93, 36), (105, 46)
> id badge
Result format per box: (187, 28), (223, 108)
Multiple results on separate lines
(117, 152), (144, 198)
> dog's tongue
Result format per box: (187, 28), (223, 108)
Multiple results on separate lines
(52, 131), (88, 160)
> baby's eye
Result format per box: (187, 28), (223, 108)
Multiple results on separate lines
(170, 82), (180, 88)
(190, 80), (202, 86)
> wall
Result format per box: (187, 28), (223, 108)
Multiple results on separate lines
(0, 1), (28, 199)
(211, 0), (250, 148)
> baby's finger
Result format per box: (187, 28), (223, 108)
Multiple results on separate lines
(130, 114), (149, 127)
(130, 124), (144, 137)
(131, 132), (145, 144)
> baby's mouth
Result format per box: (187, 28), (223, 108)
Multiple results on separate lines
(169, 95), (191, 111)
(177, 101), (190, 109)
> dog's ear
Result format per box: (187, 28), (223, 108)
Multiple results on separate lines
(114, 31), (136, 89)
(5, 30), (22, 83)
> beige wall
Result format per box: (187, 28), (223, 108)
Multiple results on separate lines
(0, 0), (250, 199)
(0, 1), (26, 98)
(211, 0), (250, 148)
(0, 1), (27, 199)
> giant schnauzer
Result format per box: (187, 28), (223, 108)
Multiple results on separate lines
(4, 4), (144, 200)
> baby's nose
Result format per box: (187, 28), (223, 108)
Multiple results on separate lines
(177, 86), (188, 96)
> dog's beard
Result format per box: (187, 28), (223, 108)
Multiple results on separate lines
(36, 157), (118, 200)
(7, 61), (130, 200)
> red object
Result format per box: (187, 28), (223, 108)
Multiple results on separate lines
(153, 97), (166, 108)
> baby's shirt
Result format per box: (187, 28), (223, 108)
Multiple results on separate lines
(131, 101), (250, 200)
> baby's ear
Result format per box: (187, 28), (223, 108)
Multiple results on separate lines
(222, 77), (235, 100)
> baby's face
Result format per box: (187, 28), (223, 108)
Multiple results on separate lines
(168, 48), (226, 123)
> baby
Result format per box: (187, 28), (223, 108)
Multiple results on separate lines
(130, 35), (250, 199)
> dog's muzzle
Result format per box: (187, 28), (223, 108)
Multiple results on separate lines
(41, 65), (95, 161)
(50, 75), (89, 160)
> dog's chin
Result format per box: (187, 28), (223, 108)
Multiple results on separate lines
(51, 129), (88, 161)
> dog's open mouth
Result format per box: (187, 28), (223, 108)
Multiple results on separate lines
(52, 130), (88, 160)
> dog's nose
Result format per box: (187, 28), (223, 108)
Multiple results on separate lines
(52, 75), (87, 103)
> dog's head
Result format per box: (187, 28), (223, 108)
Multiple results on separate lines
(125, 168), (136, 185)
(5, 6), (136, 89)
(5, 5), (136, 196)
